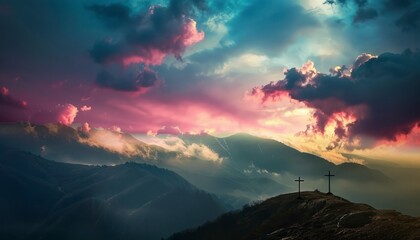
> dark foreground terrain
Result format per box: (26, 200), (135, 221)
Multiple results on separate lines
(0, 147), (226, 240)
(170, 191), (420, 240)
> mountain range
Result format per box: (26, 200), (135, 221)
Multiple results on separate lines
(0, 147), (226, 240)
(1, 122), (420, 239)
(0, 123), (390, 208)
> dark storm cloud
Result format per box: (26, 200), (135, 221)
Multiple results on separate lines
(96, 67), (160, 92)
(88, 0), (206, 66)
(327, 0), (378, 23)
(87, 3), (133, 29)
(252, 50), (420, 147)
(383, 0), (416, 11)
(353, 7), (378, 23)
(88, 0), (206, 92)
(395, 6), (420, 31)
(332, 0), (420, 28)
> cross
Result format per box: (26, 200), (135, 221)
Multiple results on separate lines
(295, 176), (304, 199)
(324, 170), (335, 195)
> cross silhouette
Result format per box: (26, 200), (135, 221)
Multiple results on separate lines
(295, 176), (304, 199)
(324, 170), (335, 195)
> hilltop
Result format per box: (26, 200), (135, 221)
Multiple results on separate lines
(170, 191), (420, 240)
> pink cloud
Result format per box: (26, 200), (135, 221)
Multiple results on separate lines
(57, 104), (78, 125)
(78, 122), (91, 133)
(179, 19), (205, 48)
(91, 5), (205, 67)
(1, 86), (8, 95)
(75, 88), (303, 138)
(121, 19), (204, 66)
(118, 19), (204, 66)
(32, 104), (78, 126)
(89, 3), (205, 92)
(80, 105), (92, 111)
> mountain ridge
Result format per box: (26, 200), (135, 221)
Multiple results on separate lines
(0, 123), (392, 211)
(0, 147), (226, 240)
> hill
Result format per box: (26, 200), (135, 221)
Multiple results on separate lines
(0, 147), (226, 240)
(170, 191), (420, 240)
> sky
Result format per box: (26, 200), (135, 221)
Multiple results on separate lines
(0, 0), (419, 164)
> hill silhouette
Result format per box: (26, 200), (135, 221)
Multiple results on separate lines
(170, 191), (420, 240)
(0, 147), (226, 240)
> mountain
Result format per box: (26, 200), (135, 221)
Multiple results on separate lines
(0, 123), (291, 207)
(181, 133), (389, 182)
(170, 191), (420, 240)
(0, 147), (226, 240)
(0, 123), (390, 210)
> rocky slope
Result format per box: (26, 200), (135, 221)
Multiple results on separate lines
(170, 191), (420, 240)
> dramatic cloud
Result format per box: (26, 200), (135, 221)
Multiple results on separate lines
(88, 0), (205, 92)
(328, 0), (420, 28)
(154, 135), (223, 163)
(353, 53), (377, 70)
(95, 66), (160, 92)
(252, 50), (420, 148)
(32, 104), (79, 126)
(324, 0), (378, 23)
(56, 104), (78, 126)
(395, 6), (420, 31)
(86, 3), (132, 29)
(1, 0), (419, 162)
(80, 128), (143, 156)
(89, 0), (204, 65)
(0, 87), (80, 126)
(89, 15), (204, 66)
(353, 7), (378, 23)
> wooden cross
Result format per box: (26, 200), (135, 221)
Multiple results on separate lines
(324, 170), (335, 195)
(295, 176), (304, 198)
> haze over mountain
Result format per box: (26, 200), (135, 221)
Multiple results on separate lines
(2, 123), (413, 216)
(0, 147), (226, 240)
(170, 191), (420, 240)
